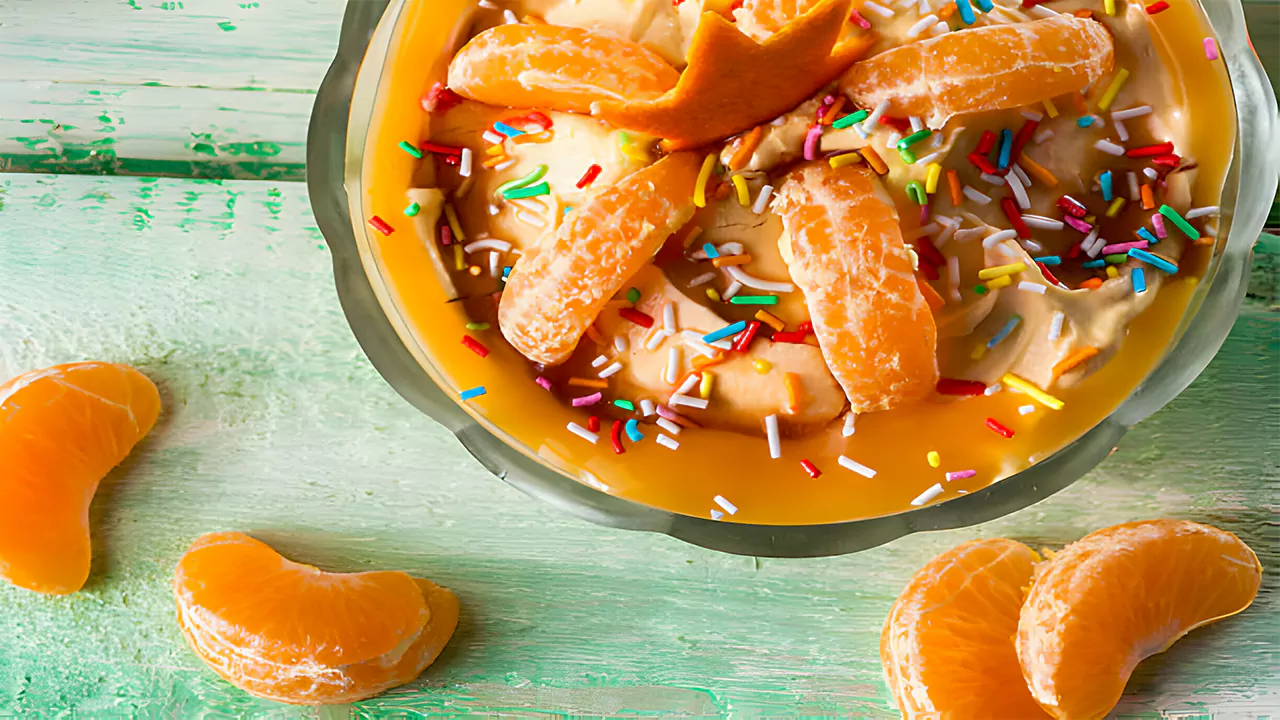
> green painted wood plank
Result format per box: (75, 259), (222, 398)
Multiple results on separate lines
(0, 176), (1274, 716)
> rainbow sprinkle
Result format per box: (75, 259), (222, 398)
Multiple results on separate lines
(624, 418), (644, 442)
(460, 386), (486, 401)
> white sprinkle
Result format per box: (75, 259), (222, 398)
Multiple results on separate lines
(645, 328), (668, 351)
(1021, 239), (1044, 254)
(947, 255), (961, 302)
(614, 335), (628, 353)
(663, 302), (676, 334)
(1006, 169), (1031, 210)
(656, 434), (680, 450)
(567, 423), (599, 444)
(859, 99), (892, 135)
(1018, 281), (1046, 294)
(1186, 206), (1220, 219)
(910, 483), (944, 506)
(725, 265), (794, 293)
(765, 414), (781, 459)
(664, 347), (681, 385)
(1012, 163), (1032, 189)
(1082, 228), (1102, 257)
(912, 223), (941, 238)
(932, 130), (945, 148)
(1094, 139), (1126, 156)
(1028, 3), (1058, 17)
(752, 185), (775, 214)
(717, 241), (745, 256)
(981, 173), (1006, 186)
(1112, 105), (1153, 121)
(1128, 171), (1141, 201)
(983, 229), (1017, 248)
(688, 271), (716, 288)
(842, 412), (857, 437)
(459, 148), (474, 178)
(494, 158), (517, 172)
(1033, 128), (1055, 145)
(1019, 404), (1036, 415)
(722, 280), (743, 300)
(669, 394), (708, 409)
(592, 354), (608, 368)
(1022, 214), (1064, 231)
(506, 197), (546, 214)
(1144, 167), (1159, 180)
(917, 0), (929, 15)
(915, 149), (946, 166)
(489, 251), (500, 277)
(955, 227), (988, 244)
(838, 455), (877, 478)
(963, 186), (993, 206)
(936, 217), (960, 247)
(1114, 117), (1130, 143)
(464, 238), (513, 255)
(885, 131), (902, 151)
(514, 209), (544, 227)
(657, 418), (682, 435)
(478, 0), (498, 8)
(502, 8), (519, 23)
(598, 361), (623, 379)
(909, 116), (926, 133)
(711, 509), (725, 520)
(713, 495), (738, 515)
(487, 204), (501, 216)
(862, 0), (894, 17)
(931, 21), (949, 35)
(482, 130), (504, 145)
(640, 399), (656, 417)
(676, 373), (700, 396)
(985, 383), (1003, 396)
(1020, 109), (1045, 122)
(684, 330), (731, 352)
(1049, 311), (1065, 342)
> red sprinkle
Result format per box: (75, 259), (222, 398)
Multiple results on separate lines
(1152, 154), (1181, 167)
(1145, 0), (1169, 13)
(440, 225), (453, 246)
(610, 420), (625, 455)
(1001, 197), (1032, 240)
(986, 417), (1016, 439)
(968, 152), (1000, 176)
(797, 320), (813, 335)
(1011, 120), (1039, 160)
(879, 116), (912, 133)
(618, 307), (654, 328)
(771, 330), (807, 344)
(1126, 142), (1175, 158)
(461, 335), (489, 358)
(918, 260), (940, 281)
(800, 459), (822, 478)
(937, 378), (986, 396)
(419, 141), (464, 156)
(422, 83), (462, 114)
(976, 130), (998, 155)
(1066, 241), (1083, 259)
(368, 216), (394, 236)
(576, 164), (603, 189)
(1056, 196), (1088, 218)
(588, 416), (601, 433)
(1037, 262), (1063, 287)
(848, 8), (871, 28)
(510, 111), (553, 131)
(916, 236), (945, 267)
(732, 320), (761, 352)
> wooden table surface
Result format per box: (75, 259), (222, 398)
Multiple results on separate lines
(1, 1), (1277, 716)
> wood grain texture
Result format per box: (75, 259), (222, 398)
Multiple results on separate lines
(0, 174), (1275, 715)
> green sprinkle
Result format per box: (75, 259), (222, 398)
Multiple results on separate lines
(905, 180), (927, 204)
(495, 164), (548, 196)
(832, 109), (870, 130)
(974, 284), (989, 295)
(618, 131), (632, 146)
(899, 148), (917, 165)
(613, 399), (635, 411)
(625, 287), (641, 303)
(503, 182), (550, 200)
(404, 202), (421, 217)
(465, 322), (490, 331)
(1104, 253), (1128, 265)
(896, 129), (932, 150)
(729, 295), (779, 305)
(1158, 204), (1200, 240)
(398, 141), (423, 159)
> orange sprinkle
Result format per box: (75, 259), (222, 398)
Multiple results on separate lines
(521, 13), (546, 23)
(938, 1), (957, 19)
(819, 96), (846, 126)
(584, 324), (606, 345)
(1018, 153), (1059, 187)
(1079, 277), (1104, 290)
(482, 155), (511, 169)
(916, 275), (945, 313)
(946, 169), (963, 205)
(1052, 346), (1100, 377)
(691, 353), (727, 371)
(682, 226), (705, 249)
(860, 146), (888, 175)
(728, 126), (765, 170)
(755, 310), (785, 331)
(713, 180), (732, 200)
(567, 378), (609, 389)
(1140, 183), (1155, 210)
(1073, 8), (1093, 17)
(711, 254), (752, 268)
(511, 131), (554, 145)
(783, 372), (802, 414)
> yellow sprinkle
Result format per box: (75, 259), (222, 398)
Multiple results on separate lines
(694, 153), (716, 208)
(925, 163), (942, 194)
(1106, 197), (1127, 217)
(754, 310), (785, 331)
(444, 203), (466, 242)
(754, 359), (772, 374)
(700, 371), (714, 399)
(1043, 98), (1060, 118)
(730, 173), (750, 206)
(828, 152), (863, 169)
(453, 243), (464, 271)
(485, 145), (506, 156)
(706, 288), (721, 302)
(621, 143), (650, 163)
(927, 451), (940, 468)
(481, 155), (510, 169)
(984, 275), (1014, 290)
(1106, 265), (1119, 279)
(1002, 373), (1064, 410)
(1097, 68), (1130, 111)
(971, 344), (988, 360)
(978, 262), (1026, 280)
(1104, 0), (1115, 15)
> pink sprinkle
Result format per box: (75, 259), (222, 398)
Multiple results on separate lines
(849, 9), (872, 28)
(946, 469), (977, 481)
(656, 404), (680, 422)
(1101, 240), (1148, 255)
(803, 125), (822, 161)
(1063, 215), (1094, 234)
(571, 392), (603, 407)
(1152, 213), (1168, 238)
(535, 376), (552, 391)
(918, 203), (931, 225)
(1203, 37), (1219, 61)
(441, 224), (453, 246)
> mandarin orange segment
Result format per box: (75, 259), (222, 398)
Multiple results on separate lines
(174, 531), (459, 705)
(1017, 520), (1261, 720)
(499, 151), (701, 365)
(447, 23), (680, 114)
(0, 361), (160, 595)
(773, 163), (937, 412)
(839, 15), (1114, 127)
(882, 539), (1050, 719)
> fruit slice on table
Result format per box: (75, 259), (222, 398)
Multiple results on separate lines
(883, 539), (1050, 719)
(1017, 519), (1262, 720)
(0, 362), (160, 595)
(598, 0), (873, 150)
(499, 151), (701, 366)
(174, 531), (459, 705)
(840, 15), (1113, 127)
(773, 163), (937, 413)
(447, 24), (680, 114)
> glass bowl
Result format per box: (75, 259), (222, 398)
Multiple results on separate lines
(308, 0), (1279, 557)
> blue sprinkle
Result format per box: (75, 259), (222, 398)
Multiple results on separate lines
(1128, 248), (1179, 274)
(563, 206), (573, 216)
(1033, 255), (1062, 266)
(502, 266), (512, 279)
(987, 315), (1022, 349)
(956, 0), (977, 24)
(624, 418), (644, 442)
(997, 128), (1013, 169)
(975, 0), (994, 11)
(460, 386), (486, 401)
(704, 320), (747, 344)
(1077, 116), (1095, 128)
(703, 242), (720, 259)
(1136, 227), (1158, 244)
(1100, 170), (1113, 202)
(1132, 267), (1147, 294)
(493, 121), (525, 138)
(1082, 259), (1106, 268)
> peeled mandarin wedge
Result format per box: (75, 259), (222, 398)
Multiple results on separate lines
(840, 15), (1114, 127)
(1017, 520), (1262, 720)
(447, 24), (680, 114)
(174, 532), (459, 705)
(499, 152), (701, 365)
(883, 539), (1050, 719)
(0, 362), (160, 595)
(773, 163), (937, 412)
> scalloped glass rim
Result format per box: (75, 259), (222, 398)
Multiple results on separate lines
(308, 0), (1279, 557)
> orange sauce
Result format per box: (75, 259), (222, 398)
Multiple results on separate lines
(356, 0), (1234, 524)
